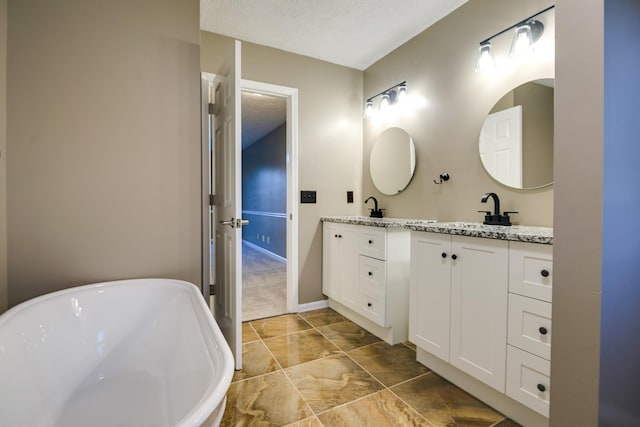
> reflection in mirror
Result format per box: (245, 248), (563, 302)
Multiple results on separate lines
(479, 79), (554, 189)
(370, 127), (416, 195)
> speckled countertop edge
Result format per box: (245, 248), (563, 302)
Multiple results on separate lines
(321, 216), (553, 244)
(320, 216), (437, 228)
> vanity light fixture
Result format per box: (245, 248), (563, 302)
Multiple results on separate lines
(364, 81), (407, 118)
(475, 5), (554, 72)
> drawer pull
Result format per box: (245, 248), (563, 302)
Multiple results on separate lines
(367, 302), (372, 307)
(539, 326), (548, 335)
(451, 254), (458, 260)
(368, 271), (373, 276)
(541, 269), (550, 278)
(537, 383), (546, 392)
(441, 252), (447, 258)
(368, 239), (373, 244)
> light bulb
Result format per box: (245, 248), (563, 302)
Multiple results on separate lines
(510, 24), (534, 56)
(397, 85), (407, 103)
(475, 43), (495, 72)
(379, 93), (390, 112)
(364, 100), (375, 118)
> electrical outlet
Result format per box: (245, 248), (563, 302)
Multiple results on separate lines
(301, 190), (317, 203)
(347, 191), (354, 203)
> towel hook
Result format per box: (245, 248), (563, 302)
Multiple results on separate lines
(434, 173), (450, 185)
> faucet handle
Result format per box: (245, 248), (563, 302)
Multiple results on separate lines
(503, 211), (519, 216)
(477, 210), (492, 215)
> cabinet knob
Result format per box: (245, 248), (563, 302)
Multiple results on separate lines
(368, 239), (373, 244)
(539, 326), (548, 335)
(541, 269), (550, 278)
(368, 271), (373, 276)
(537, 384), (546, 392)
(441, 252), (447, 258)
(451, 254), (458, 260)
(334, 234), (338, 238)
(338, 234), (342, 238)
(367, 302), (372, 307)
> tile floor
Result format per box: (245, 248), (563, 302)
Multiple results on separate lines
(242, 242), (287, 321)
(221, 309), (521, 426)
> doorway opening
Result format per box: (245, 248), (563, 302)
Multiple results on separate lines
(241, 90), (287, 320)
(201, 72), (299, 322)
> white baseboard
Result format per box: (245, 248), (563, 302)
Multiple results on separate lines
(297, 299), (329, 313)
(242, 240), (287, 263)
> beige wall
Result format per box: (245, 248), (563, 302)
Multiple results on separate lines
(363, 0), (555, 226)
(7, 0), (201, 306)
(551, 0), (603, 425)
(201, 32), (364, 304)
(0, 0), (6, 313)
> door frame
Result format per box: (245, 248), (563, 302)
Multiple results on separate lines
(241, 79), (299, 313)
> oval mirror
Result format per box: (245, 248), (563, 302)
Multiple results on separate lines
(370, 127), (416, 195)
(479, 78), (554, 189)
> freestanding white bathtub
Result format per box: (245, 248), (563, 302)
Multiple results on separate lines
(0, 278), (234, 427)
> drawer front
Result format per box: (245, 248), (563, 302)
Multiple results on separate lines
(509, 242), (553, 302)
(359, 226), (387, 260)
(359, 256), (387, 295)
(506, 345), (550, 417)
(508, 294), (552, 360)
(361, 291), (386, 326)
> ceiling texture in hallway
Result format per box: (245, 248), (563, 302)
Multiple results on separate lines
(200, 0), (469, 70)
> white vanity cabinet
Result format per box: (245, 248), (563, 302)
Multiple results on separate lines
(322, 221), (410, 345)
(410, 233), (509, 392)
(410, 231), (553, 423)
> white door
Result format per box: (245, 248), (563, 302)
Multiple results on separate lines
(214, 40), (243, 370)
(479, 105), (523, 188)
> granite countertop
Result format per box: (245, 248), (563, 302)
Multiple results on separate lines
(321, 216), (553, 244)
(320, 216), (437, 228)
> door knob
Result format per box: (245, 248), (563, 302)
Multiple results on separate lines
(219, 218), (235, 228)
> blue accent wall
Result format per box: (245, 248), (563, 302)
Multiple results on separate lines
(599, 1), (640, 425)
(242, 123), (286, 258)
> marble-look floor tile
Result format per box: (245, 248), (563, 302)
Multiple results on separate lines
(317, 390), (430, 426)
(284, 416), (323, 427)
(232, 341), (280, 382)
(492, 418), (521, 427)
(242, 322), (260, 343)
(222, 371), (313, 426)
(264, 329), (341, 368)
(251, 314), (312, 339)
(298, 308), (347, 327)
(391, 373), (505, 427)
(347, 342), (429, 387)
(285, 354), (384, 414)
(316, 320), (381, 351)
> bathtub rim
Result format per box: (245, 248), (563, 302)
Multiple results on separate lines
(0, 278), (234, 427)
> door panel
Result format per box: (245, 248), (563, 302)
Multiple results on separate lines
(214, 40), (242, 370)
(479, 105), (523, 188)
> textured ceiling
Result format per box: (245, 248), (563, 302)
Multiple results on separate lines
(242, 91), (286, 149)
(201, 0), (468, 70)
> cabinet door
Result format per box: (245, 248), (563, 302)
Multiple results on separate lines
(450, 235), (509, 392)
(339, 225), (361, 308)
(409, 232), (452, 361)
(322, 222), (342, 301)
